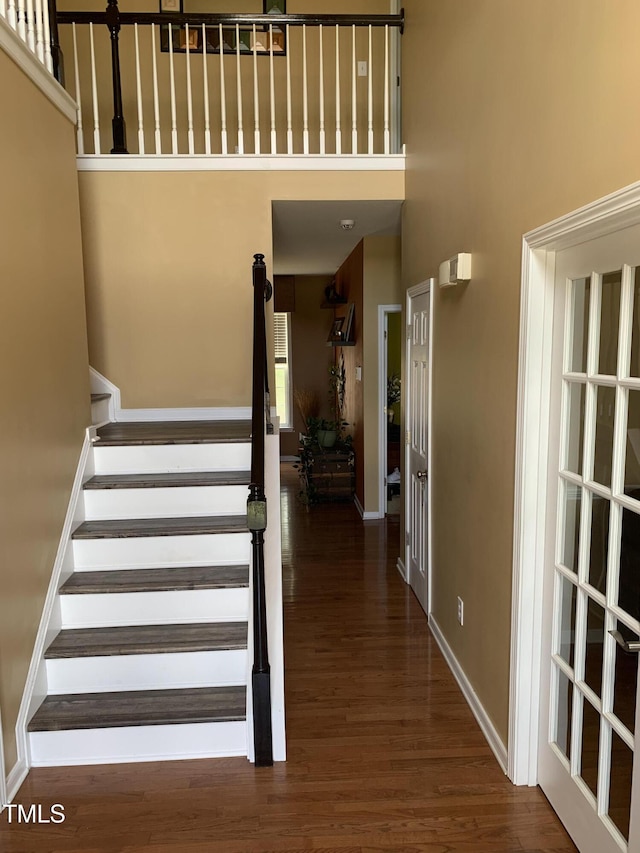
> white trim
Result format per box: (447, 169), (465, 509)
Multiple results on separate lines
(90, 367), (118, 422)
(353, 494), (382, 520)
(14, 431), (91, 776)
(76, 154), (406, 172)
(115, 407), (252, 422)
(396, 556), (407, 581)
(5, 759), (28, 804)
(510, 179), (640, 786)
(0, 16), (77, 123)
(378, 304), (402, 517)
(0, 704), (5, 808)
(430, 615), (508, 774)
(404, 281), (434, 612)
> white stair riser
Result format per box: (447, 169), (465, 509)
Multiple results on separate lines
(60, 588), (248, 628)
(46, 649), (247, 694)
(91, 398), (111, 425)
(72, 532), (251, 571)
(29, 720), (247, 766)
(93, 444), (251, 475)
(83, 485), (248, 520)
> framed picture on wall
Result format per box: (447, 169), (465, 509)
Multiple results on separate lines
(264, 0), (285, 13)
(328, 318), (344, 343)
(159, 0), (183, 12)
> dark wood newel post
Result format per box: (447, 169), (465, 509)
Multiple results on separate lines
(105, 0), (128, 154)
(248, 253), (273, 768)
(47, 0), (63, 84)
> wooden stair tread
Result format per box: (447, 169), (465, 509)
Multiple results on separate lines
(95, 420), (251, 446)
(28, 685), (246, 732)
(44, 622), (248, 659)
(72, 515), (248, 539)
(83, 471), (251, 489)
(60, 565), (249, 594)
(90, 393), (111, 402)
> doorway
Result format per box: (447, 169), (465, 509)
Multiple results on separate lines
(511, 183), (640, 851)
(379, 305), (402, 517)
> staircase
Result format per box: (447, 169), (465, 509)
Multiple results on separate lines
(28, 420), (258, 766)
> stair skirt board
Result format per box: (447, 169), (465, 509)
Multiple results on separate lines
(83, 485), (249, 520)
(72, 532), (252, 570)
(29, 720), (247, 766)
(93, 444), (251, 475)
(45, 649), (247, 694)
(59, 588), (249, 627)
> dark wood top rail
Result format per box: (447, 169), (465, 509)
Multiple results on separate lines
(57, 11), (405, 31)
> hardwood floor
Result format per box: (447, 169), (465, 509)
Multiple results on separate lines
(0, 463), (575, 852)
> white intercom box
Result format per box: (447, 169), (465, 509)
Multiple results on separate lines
(438, 253), (472, 288)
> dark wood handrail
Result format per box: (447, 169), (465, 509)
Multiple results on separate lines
(247, 253), (273, 767)
(57, 10), (405, 30)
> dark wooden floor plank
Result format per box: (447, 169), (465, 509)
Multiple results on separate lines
(83, 471), (251, 489)
(60, 565), (249, 594)
(95, 420), (251, 446)
(72, 515), (247, 539)
(28, 686), (246, 732)
(44, 622), (247, 659)
(2, 463), (575, 853)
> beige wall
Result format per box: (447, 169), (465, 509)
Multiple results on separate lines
(0, 53), (90, 770)
(402, 0), (640, 742)
(362, 235), (402, 512)
(80, 169), (403, 408)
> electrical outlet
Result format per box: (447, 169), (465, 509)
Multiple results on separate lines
(357, 61), (367, 77)
(457, 596), (464, 626)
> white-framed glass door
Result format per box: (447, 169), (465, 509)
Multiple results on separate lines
(539, 225), (640, 852)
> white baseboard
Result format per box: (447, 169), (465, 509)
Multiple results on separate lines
(14, 432), (92, 773)
(428, 615), (508, 774)
(89, 367), (119, 423)
(116, 407), (252, 422)
(396, 557), (407, 581)
(353, 495), (383, 520)
(5, 758), (28, 804)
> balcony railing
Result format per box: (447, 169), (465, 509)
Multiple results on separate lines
(56, 5), (404, 157)
(1, 0), (60, 78)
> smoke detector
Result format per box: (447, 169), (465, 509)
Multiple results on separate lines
(340, 219), (355, 231)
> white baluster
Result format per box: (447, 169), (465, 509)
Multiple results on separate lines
(89, 23), (101, 154)
(269, 24), (276, 154)
(41, 0), (51, 71)
(72, 23), (84, 154)
(25, 0), (35, 52)
(285, 24), (292, 154)
(33, 0), (44, 62)
(235, 24), (244, 154)
(202, 24), (211, 155)
(134, 24), (145, 154)
(302, 24), (309, 154)
(384, 24), (390, 155)
(351, 25), (357, 154)
(367, 25), (373, 154)
(252, 23), (260, 154)
(0, 0), (6, 21)
(335, 24), (341, 155)
(219, 24), (228, 154)
(7, 0), (16, 30)
(168, 23), (178, 153)
(16, 0), (25, 40)
(185, 24), (194, 154)
(318, 25), (325, 155)
(151, 24), (162, 154)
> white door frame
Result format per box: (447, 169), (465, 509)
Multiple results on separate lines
(510, 180), (640, 785)
(0, 704), (6, 810)
(404, 281), (434, 609)
(378, 303), (402, 516)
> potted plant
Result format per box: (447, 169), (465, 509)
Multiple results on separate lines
(387, 373), (401, 422)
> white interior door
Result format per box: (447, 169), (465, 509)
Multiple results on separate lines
(406, 283), (431, 614)
(539, 224), (640, 852)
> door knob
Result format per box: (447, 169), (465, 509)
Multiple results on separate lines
(416, 470), (428, 482)
(609, 630), (640, 653)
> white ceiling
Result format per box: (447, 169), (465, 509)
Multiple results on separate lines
(272, 199), (403, 275)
